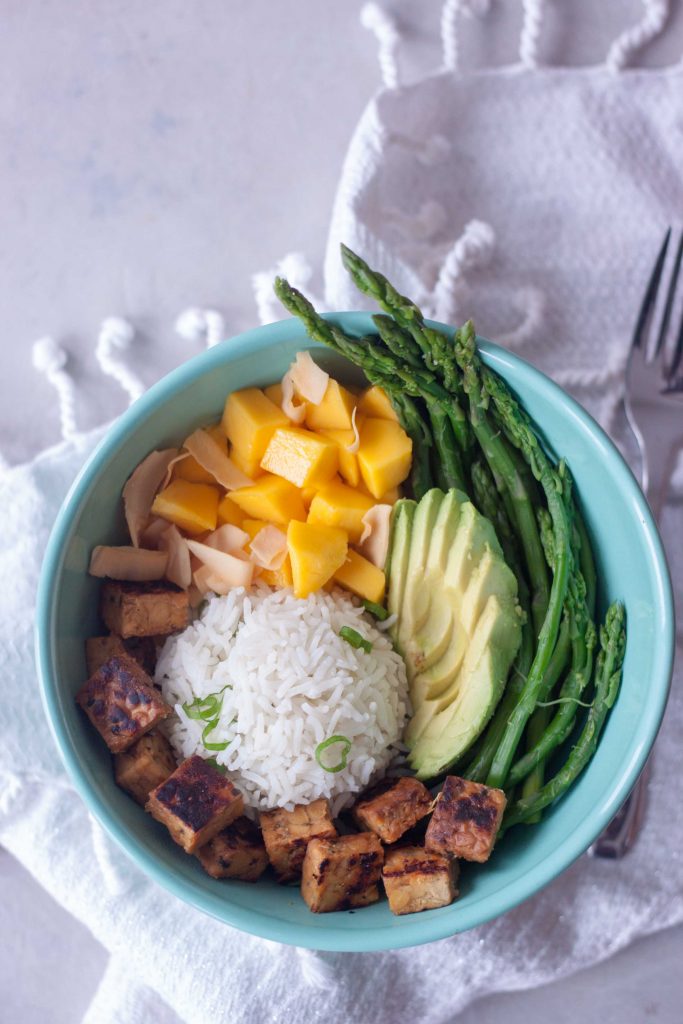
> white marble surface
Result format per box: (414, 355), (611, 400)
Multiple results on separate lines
(2, 1), (683, 1019)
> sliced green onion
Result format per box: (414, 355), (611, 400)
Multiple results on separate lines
(204, 757), (227, 774)
(339, 626), (373, 653)
(315, 735), (352, 773)
(182, 687), (227, 721)
(201, 718), (229, 752)
(362, 599), (389, 621)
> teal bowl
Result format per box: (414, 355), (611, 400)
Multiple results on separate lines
(35, 314), (674, 951)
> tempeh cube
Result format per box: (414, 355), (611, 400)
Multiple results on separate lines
(85, 635), (127, 676)
(353, 777), (433, 844)
(425, 776), (507, 863)
(101, 581), (189, 639)
(76, 655), (171, 754)
(86, 635), (158, 677)
(382, 846), (458, 915)
(301, 833), (384, 913)
(260, 798), (337, 882)
(114, 729), (177, 805)
(197, 817), (269, 882)
(146, 755), (244, 854)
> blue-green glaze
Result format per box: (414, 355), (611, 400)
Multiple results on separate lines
(35, 314), (674, 952)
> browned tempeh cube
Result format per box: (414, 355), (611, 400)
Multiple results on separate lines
(101, 581), (189, 639)
(353, 776), (433, 844)
(85, 635), (127, 676)
(301, 833), (384, 913)
(146, 755), (244, 854)
(425, 776), (507, 863)
(114, 729), (177, 805)
(260, 799), (337, 883)
(121, 635), (158, 676)
(86, 635), (158, 677)
(383, 846), (458, 915)
(76, 655), (171, 754)
(197, 817), (269, 882)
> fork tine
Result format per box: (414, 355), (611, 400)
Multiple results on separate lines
(654, 231), (683, 359)
(632, 228), (671, 351)
(668, 286), (683, 380)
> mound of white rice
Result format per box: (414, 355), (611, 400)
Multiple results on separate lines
(156, 585), (409, 814)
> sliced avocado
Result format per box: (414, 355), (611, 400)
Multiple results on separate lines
(443, 503), (500, 600)
(386, 499), (416, 650)
(425, 489), (465, 576)
(405, 595), (520, 750)
(404, 600), (454, 678)
(396, 490), (444, 653)
(385, 486), (522, 780)
(410, 613), (468, 702)
(459, 546), (518, 635)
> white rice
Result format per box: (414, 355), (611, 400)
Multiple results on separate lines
(155, 584), (409, 815)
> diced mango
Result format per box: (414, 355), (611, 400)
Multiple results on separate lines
(230, 444), (264, 480)
(334, 549), (386, 605)
(242, 518), (269, 541)
(174, 454), (216, 485)
(305, 380), (357, 431)
(319, 428), (361, 488)
(261, 428), (338, 489)
(301, 485), (318, 509)
(223, 388), (289, 468)
(264, 382), (284, 409)
(151, 480), (220, 535)
(287, 521), (348, 599)
(357, 480), (401, 505)
(358, 386), (398, 422)
(230, 474), (306, 526)
(217, 494), (246, 528)
(206, 423), (229, 451)
(307, 480), (375, 543)
(260, 555), (294, 589)
(357, 418), (412, 499)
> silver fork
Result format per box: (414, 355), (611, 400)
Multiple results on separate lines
(590, 228), (683, 859)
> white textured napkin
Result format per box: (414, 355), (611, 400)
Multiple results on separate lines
(4, 12), (683, 1022)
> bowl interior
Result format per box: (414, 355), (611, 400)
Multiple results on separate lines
(36, 314), (673, 951)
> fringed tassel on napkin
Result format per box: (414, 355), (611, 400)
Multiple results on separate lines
(32, 337), (78, 440)
(360, 3), (401, 89)
(95, 316), (145, 404)
(175, 307), (225, 348)
(606, 0), (670, 72)
(519, 0), (546, 69)
(441, 0), (491, 72)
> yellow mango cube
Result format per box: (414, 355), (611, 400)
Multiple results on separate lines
(357, 480), (401, 505)
(319, 428), (361, 488)
(230, 474), (306, 526)
(264, 382), (284, 408)
(151, 480), (220, 535)
(260, 555), (294, 589)
(260, 427), (338, 489)
(242, 518), (269, 541)
(174, 454), (216, 485)
(358, 386), (398, 422)
(305, 379), (357, 431)
(357, 418), (412, 499)
(307, 480), (375, 543)
(217, 494), (246, 528)
(223, 388), (289, 467)
(206, 423), (228, 451)
(334, 549), (386, 605)
(230, 444), (264, 480)
(287, 521), (348, 599)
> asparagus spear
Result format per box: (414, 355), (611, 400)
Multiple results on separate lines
(451, 325), (573, 790)
(502, 602), (625, 829)
(340, 245), (472, 450)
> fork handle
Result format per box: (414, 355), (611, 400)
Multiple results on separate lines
(588, 760), (651, 858)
